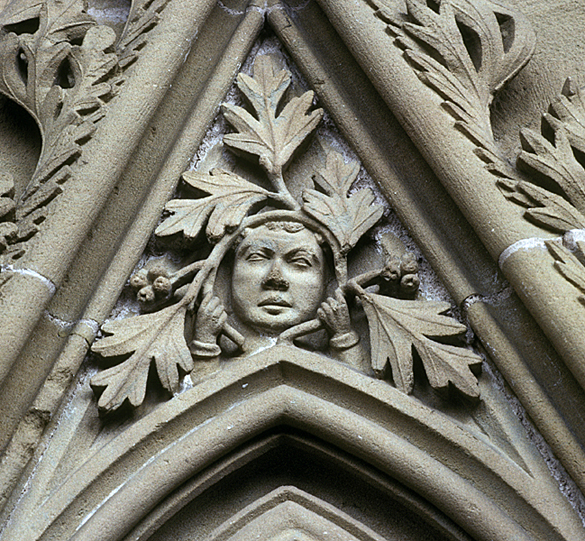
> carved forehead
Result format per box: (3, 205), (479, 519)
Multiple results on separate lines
(235, 222), (324, 257)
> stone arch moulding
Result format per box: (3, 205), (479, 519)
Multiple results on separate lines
(3, 350), (583, 540)
(1, 0), (585, 539)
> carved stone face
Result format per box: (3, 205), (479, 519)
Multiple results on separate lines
(232, 223), (326, 334)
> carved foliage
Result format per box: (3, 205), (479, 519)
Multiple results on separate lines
(0, 0), (118, 258)
(362, 293), (480, 397)
(303, 152), (384, 256)
(91, 305), (193, 408)
(0, 172), (17, 251)
(370, 0), (534, 169)
(546, 239), (585, 306)
(0, 0), (169, 260)
(370, 0), (585, 311)
(222, 56), (323, 181)
(498, 81), (585, 300)
(155, 169), (271, 243)
(117, 0), (169, 70)
(92, 56), (323, 412)
(501, 81), (585, 231)
(91, 56), (482, 413)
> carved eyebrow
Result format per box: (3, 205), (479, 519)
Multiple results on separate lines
(241, 243), (275, 258)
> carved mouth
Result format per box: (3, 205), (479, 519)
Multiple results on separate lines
(258, 297), (292, 308)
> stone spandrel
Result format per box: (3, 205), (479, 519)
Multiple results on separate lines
(89, 51), (483, 415)
(1, 1), (585, 539)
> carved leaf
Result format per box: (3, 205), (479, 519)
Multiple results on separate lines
(376, 0), (534, 156)
(156, 169), (270, 242)
(42, 0), (94, 42)
(546, 240), (585, 304)
(0, 0), (92, 42)
(15, 26), (118, 224)
(222, 56), (323, 176)
(0, 0), (120, 263)
(516, 82), (585, 216)
(0, 0), (95, 113)
(303, 189), (383, 254)
(91, 304), (193, 411)
(546, 79), (585, 155)
(303, 153), (383, 254)
(117, 0), (169, 69)
(313, 151), (360, 196)
(498, 178), (585, 233)
(0, 0), (42, 28)
(361, 292), (481, 398)
(518, 128), (585, 214)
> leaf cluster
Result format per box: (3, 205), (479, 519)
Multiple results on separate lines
(0, 1), (120, 260)
(373, 0), (535, 156)
(498, 178), (585, 233)
(222, 55), (323, 179)
(303, 152), (384, 256)
(517, 81), (585, 217)
(91, 52), (482, 413)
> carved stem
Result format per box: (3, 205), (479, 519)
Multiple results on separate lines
(276, 270), (381, 345)
(277, 318), (323, 345)
(268, 170), (300, 210)
(170, 259), (205, 289)
(334, 253), (348, 286)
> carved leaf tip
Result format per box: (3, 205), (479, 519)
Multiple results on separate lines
(546, 240), (585, 303)
(313, 151), (360, 196)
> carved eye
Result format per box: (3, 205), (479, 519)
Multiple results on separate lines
(246, 250), (271, 262)
(289, 255), (312, 269)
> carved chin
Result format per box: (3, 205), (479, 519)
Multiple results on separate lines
(241, 305), (304, 333)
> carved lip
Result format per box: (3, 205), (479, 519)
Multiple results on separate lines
(258, 297), (292, 308)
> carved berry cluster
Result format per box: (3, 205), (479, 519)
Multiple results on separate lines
(380, 253), (420, 297)
(130, 266), (172, 303)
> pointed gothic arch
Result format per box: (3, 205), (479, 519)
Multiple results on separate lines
(5, 349), (579, 539)
(1, 0), (585, 539)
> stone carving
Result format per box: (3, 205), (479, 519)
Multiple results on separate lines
(500, 80), (585, 232)
(370, 0), (585, 312)
(498, 80), (585, 300)
(0, 172), (17, 253)
(0, 0), (117, 260)
(117, 0), (169, 71)
(90, 55), (482, 413)
(0, 0), (168, 262)
(369, 0), (535, 175)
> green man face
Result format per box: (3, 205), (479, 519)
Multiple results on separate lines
(232, 223), (326, 334)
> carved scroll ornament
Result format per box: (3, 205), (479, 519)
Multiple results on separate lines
(0, 0), (168, 261)
(90, 56), (482, 414)
(369, 0), (535, 175)
(370, 0), (585, 319)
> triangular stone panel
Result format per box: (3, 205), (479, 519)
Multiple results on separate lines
(1, 1), (585, 540)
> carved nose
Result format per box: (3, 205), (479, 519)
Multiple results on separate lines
(261, 262), (289, 291)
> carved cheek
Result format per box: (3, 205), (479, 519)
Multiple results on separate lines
(290, 268), (323, 306)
